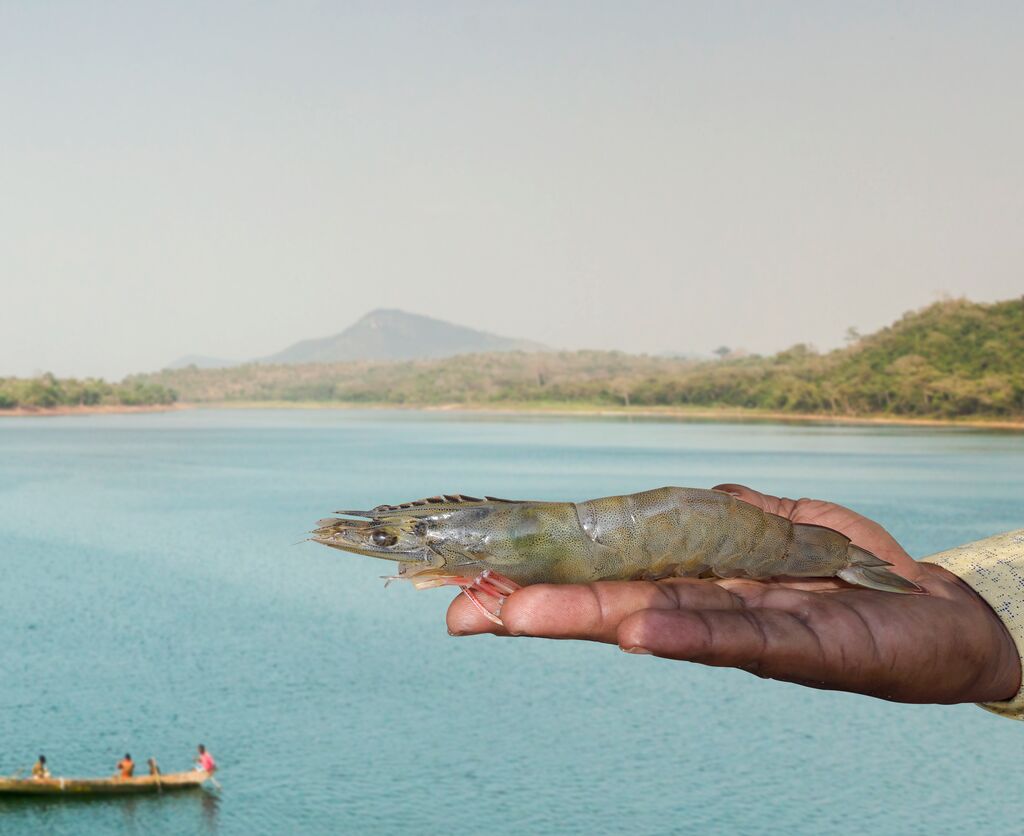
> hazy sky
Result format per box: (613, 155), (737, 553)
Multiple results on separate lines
(2, 2), (1022, 379)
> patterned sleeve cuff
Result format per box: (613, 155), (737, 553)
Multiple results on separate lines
(922, 529), (1024, 719)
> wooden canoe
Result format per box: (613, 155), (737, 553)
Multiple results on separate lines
(0, 770), (210, 796)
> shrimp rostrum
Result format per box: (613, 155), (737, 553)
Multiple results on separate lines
(312, 487), (920, 625)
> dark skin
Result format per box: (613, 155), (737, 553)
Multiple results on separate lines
(447, 484), (1021, 704)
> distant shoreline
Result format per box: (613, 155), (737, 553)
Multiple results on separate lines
(3, 400), (1023, 431)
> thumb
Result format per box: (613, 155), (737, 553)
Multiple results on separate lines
(713, 483), (797, 517)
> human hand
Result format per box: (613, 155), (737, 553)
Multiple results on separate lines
(447, 484), (1021, 704)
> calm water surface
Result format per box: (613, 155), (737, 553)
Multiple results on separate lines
(1, 409), (1022, 835)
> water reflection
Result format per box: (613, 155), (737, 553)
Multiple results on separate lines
(201, 788), (221, 832)
(0, 788), (218, 832)
(117, 796), (139, 828)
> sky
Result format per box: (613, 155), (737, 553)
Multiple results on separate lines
(1, 1), (1022, 379)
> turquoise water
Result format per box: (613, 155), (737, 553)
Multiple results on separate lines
(1, 409), (1022, 835)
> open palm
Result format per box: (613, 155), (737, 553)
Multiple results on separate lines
(447, 483), (1019, 704)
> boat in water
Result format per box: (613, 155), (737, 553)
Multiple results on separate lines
(0, 770), (211, 796)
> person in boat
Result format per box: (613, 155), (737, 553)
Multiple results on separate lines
(116, 753), (134, 779)
(194, 744), (216, 774)
(147, 757), (161, 776)
(31, 755), (50, 779)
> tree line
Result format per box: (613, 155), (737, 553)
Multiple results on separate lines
(12, 296), (1022, 420)
(0, 374), (177, 410)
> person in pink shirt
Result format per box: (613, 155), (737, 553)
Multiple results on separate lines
(195, 743), (216, 774)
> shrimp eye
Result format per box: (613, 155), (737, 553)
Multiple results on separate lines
(371, 530), (397, 547)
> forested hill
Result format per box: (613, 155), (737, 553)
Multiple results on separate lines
(634, 295), (1024, 417)
(128, 297), (1024, 421)
(806, 296), (1023, 415)
(854, 296), (1023, 378)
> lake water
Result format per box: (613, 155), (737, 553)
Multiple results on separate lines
(1, 408), (1022, 835)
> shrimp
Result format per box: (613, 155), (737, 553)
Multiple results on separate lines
(312, 487), (921, 625)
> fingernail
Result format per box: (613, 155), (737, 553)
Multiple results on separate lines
(621, 645), (652, 655)
(447, 629), (464, 637)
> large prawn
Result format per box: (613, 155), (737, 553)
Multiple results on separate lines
(312, 487), (920, 626)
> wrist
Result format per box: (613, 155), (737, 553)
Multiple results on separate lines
(930, 564), (1022, 703)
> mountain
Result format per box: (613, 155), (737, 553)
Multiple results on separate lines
(166, 354), (238, 370)
(257, 309), (546, 365)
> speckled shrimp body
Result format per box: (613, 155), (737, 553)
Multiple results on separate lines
(312, 487), (919, 623)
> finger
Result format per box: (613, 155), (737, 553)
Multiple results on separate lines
(446, 589), (510, 636)
(715, 577), (839, 601)
(618, 606), (832, 685)
(505, 579), (750, 642)
(713, 483), (795, 517)
(714, 483), (855, 531)
(447, 578), (744, 641)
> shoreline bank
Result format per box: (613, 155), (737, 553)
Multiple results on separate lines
(196, 400), (1024, 432)
(3, 399), (1023, 431)
(0, 404), (184, 418)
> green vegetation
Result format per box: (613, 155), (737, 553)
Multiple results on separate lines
(133, 297), (1024, 421)
(0, 373), (177, 410)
